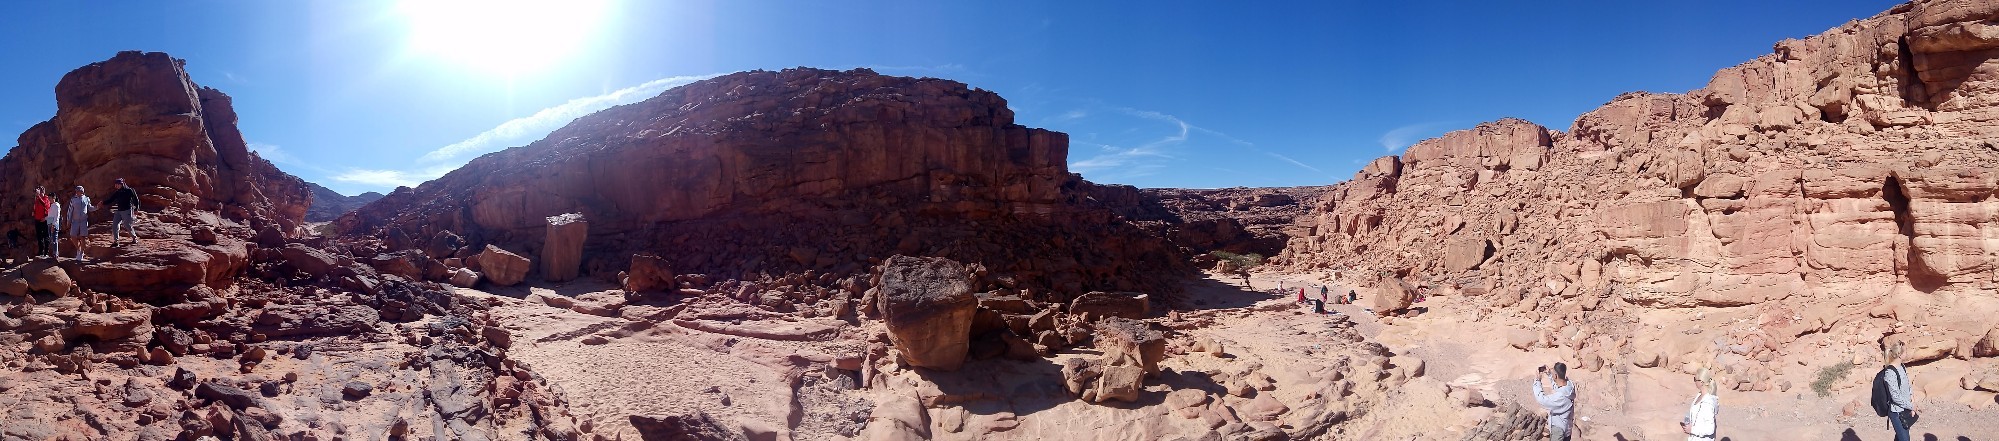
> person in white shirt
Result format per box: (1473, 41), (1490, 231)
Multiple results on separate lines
(1681, 368), (1719, 441)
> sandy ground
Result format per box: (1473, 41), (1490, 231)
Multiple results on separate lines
(1254, 271), (1999, 441)
(447, 271), (1999, 440)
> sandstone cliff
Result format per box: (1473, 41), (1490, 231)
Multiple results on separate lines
(340, 67), (1190, 300)
(3, 51), (309, 234)
(1278, 0), (1999, 400)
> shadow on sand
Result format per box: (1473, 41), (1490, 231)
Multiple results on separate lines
(1169, 277), (1284, 311)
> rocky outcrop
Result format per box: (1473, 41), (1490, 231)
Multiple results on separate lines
(875, 256), (978, 371)
(340, 67), (1189, 299)
(0, 52), (585, 441)
(3, 51), (309, 235)
(1278, 0), (1999, 396)
(304, 182), (382, 223)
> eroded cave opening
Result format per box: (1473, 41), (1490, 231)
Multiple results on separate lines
(1883, 174), (1946, 292)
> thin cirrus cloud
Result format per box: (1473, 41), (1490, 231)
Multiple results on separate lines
(1376, 121), (1461, 152)
(334, 73), (719, 191)
(1064, 106), (1334, 182)
(415, 74), (718, 164)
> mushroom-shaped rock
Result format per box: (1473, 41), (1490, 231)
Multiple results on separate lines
(877, 255), (977, 371)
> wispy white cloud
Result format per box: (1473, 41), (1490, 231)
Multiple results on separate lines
(247, 143), (297, 164)
(1066, 106), (1337, 181)
(1377, 121), (1459, 152)
(418, 74), (718, 163)
(332, 164), (458, 190)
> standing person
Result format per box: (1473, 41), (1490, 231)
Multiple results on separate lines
(1878, 341), (1917, 441)
(1681, 368), (1719, 441)
(65, 186), (91, 261)
(42, 196), (60, 260)
(31, 187), (52, 258)
(1532, 363), (1575, 441)
(104, 178), (140, 246)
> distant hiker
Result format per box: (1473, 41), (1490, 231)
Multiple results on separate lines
(1874, 341), (1917, 441)
(1319, 285), (1329, 302)
(1296, 287), (1306, 303)
(1681, 368), (1719, 441)
(104, 178), (140, 246)
(1310, 298), (1326, 314)
(1348, 290), (1358, 304)
(65, 186), (91, 261)
(31, 187), (52, 257)
(1533, 362), (1575, 441)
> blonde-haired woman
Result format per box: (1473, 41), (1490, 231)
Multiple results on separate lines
(1883, 341), (1916, 441)
(1680, 366), (1719, 441)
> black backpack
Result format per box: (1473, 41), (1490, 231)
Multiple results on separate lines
(1870, 366), (1897, 417)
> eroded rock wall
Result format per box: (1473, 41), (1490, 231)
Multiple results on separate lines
(1281, 0), (1999, 393)
(342, 68), (1190, 300)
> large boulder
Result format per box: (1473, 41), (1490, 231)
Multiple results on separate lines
(1368, 276), (1416, 316)
(473, 245), (530, 287)
(623, 253), (674, 293)
(1067, 291), (1150, 320)
(1062, 317), (1164, 404)
(541, 213), (586, 283)
(876, 255), (978, 371)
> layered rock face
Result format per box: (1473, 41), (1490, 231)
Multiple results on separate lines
(3, 51), (309, 234)
(341, 67), (1188, 299)
(1280, 0), (1999, 396)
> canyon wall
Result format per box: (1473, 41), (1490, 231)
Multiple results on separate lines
(341, 68), (1189, 300)
(1280, 0), (1999, 394)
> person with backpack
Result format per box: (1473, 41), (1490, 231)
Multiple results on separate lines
(1681, 368), (1719, 440)
(1532, 362), (1576, 441)
(1874, 341), (1917, 441)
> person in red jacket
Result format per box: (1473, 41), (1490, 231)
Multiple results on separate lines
(31, 186), (52, 258)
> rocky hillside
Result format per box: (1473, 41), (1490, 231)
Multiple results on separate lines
(304, 182), (382, 222)
(0, 52), (584, 440)
(1086, 184), (1332, 258)
(340, 67), (1190, 301)
(1277, 0), (1999, 405)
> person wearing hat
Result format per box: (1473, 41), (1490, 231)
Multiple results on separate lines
(103, 178), (140, 246)
(64, 185), (91, 261)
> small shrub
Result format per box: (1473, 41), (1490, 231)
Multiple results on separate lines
(1811, 361), (1855, 398)
(1209, 251), (1265, 285)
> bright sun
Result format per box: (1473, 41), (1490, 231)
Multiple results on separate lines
(398, 0), (612, 76)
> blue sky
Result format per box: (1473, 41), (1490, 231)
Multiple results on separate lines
(0, 1), (1897, 195)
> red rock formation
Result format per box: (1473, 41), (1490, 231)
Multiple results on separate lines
(0, 52), (584, 440)
(3, 51), (309, 235)
(341, 67), (1189, 299)
(1278, 0), (1999, 394)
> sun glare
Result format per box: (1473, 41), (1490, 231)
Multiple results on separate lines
(398, 0), (611, 76)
